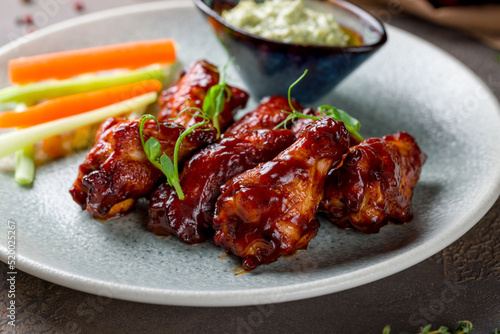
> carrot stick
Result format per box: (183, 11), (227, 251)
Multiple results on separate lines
(0, 92), (158, 159)
(42, 135), (66, 159)
(0, 79), (162, 128)
(9, 39), (176, 84)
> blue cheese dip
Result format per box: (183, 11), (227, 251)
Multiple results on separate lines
(221, 0), (351, 47)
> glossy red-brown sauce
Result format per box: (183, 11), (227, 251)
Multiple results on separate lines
(148, 96), (299, 244)
(320, 132), (426, 233)
(69, 118), (216, 219)
(158, 60), (249, 131)
(213, 118), (350, 270)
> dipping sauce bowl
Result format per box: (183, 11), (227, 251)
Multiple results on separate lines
(193, 0), (388, 104)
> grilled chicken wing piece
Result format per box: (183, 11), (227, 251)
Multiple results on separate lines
(213, 118), (350, 270)
(224, 95), (303, 135)
(147, 96), (301, 243)
(148, 128), (296, 244)
(320, 132), (426, 233)
(70, 117), (216, 219)
(158, 60), (249, 130)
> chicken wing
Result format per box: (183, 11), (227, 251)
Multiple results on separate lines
(147, 96), (300, 243)
(213, 118), (350, 270)
(224, 95), (303, 135)
(158, 60), (249, 130)
(148, 128), (296, 244)
(69, 118), (216, 219)
(320, 132), (426, 233)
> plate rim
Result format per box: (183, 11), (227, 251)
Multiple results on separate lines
(1, 0), (500, 307)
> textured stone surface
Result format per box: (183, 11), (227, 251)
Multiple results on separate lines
(443, 199), (500, 282)
(0, 1), (499, 333)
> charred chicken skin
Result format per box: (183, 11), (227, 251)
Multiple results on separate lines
(69, 118), (216, 219)
(320, 132), (426, 233)
(148, 97), (299, 243)
(158, 60), (249, 130)
(148, 128), (296, 244)
(213, 118), (350, 270)
(71, 59), (249, 220)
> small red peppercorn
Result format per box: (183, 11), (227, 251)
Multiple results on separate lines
(74, 1), (84, 11)
(24, 14), (33, 24)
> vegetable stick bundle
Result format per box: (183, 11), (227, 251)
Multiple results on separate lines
(0, 39), (178, 185)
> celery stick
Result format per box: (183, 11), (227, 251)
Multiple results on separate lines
(0, 65), (170, 106)
(0, 92), (157, 159)
(14, 145), (35, 186)
(13, 103), (35, 185)
(0, 102), (20, 111)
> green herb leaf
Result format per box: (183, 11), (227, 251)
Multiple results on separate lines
(422, 324), (432, 334)
(159, 154), (175, 184)
(139, 107), (212, 200)
(318, 105), (364, 141)
(202, 87), (215, 118)
(438, 326), (451, 334)
(384, 321), (483, 334)
(144, 137), (162, 162)
(455, 321), (473, 334)
(201, 58), (233, 138)
(139, 114), (182, 197)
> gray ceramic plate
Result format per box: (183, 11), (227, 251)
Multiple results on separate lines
(1, 1), (499, 307)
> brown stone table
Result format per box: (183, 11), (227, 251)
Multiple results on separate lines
(0, 1), (499, 333)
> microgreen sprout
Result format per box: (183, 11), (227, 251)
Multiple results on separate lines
(317, 105), (363, 142)
(273, 70), (364, 142)
(202, 59), (233, 139)
(382, 321), (481, 334)
(139, 109), (211, 200)
(273, 70), (317, 130)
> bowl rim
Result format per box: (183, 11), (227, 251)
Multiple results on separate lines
(193, 0), (388, 54)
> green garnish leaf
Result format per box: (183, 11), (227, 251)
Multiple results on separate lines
(202, 87), (215, 118)
(439, 326), (451, 334)
(384, 321), (483, 334)
(139, 114), (183, 198)
(421, 324), (432, 334)
(144, 137), (162, 162)
(159, 154), (175, 185)
(318, 105), (363, 142)
(139, 107), (212, 200)
(201, 58), (233, 138)
(455, 321), (473, 333)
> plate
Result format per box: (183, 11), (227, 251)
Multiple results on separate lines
(1, 1), (500, 307)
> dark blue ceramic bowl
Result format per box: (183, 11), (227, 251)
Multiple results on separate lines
(193, 0), (387, 104)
